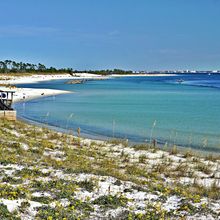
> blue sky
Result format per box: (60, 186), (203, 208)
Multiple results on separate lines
(0, 0), (220, 70)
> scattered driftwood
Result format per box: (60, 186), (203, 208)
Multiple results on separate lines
(65, 79), (87, 84)
(65, 78), (105, 85)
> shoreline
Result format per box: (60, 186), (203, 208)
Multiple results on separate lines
(0, 74), (220, 219)
(0, 73), (111, 102)
(18, 114), (220, 157)
(112, 73), (176, 77)
(0, 72), (176, 85)
(1, 73), (219, 155)
(0, 73), (106, 103)
(0, 72), (176, 103)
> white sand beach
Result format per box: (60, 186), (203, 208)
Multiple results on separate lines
(0, 73), (106, 102)
(0, 73), (110, 85)
(0, 73), (175, 103)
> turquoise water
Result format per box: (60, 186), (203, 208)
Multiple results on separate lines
(14, 74), (220, 152)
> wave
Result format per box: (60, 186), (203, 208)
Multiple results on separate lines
(166, 78), (220, 90)
(182, 81), (220, 89)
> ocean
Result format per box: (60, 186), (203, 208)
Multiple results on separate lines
(14, 74), (220, 152)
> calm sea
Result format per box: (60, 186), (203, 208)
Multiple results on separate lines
(14, 74), (220, 152)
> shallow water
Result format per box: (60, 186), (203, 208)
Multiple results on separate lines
(14, 74), (220, 152)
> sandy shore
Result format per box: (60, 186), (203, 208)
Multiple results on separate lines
(0, 73), (176, 103)
(0, 73), (107, 85)
(0, 73), (107, 103)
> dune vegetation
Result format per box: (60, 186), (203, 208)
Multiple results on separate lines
(0, 119), (219, 219)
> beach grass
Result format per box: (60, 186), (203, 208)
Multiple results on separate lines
(0, 119), (219, 219)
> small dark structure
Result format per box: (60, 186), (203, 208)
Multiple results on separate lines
(0, 90), (15, 110)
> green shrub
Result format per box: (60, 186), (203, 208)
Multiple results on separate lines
(0, 203), (21, 220)
(0, 184), (27, 199)
(93, 195), (128, 209)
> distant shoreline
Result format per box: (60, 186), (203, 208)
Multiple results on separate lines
(0, 73), (176, 102)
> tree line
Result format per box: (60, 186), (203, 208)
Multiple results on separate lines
(0, 60), (73, 74)
(0, 60), (133, 75)
(73, 69), (133, 75)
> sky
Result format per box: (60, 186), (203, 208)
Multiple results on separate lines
(0, 0), (220, 71)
